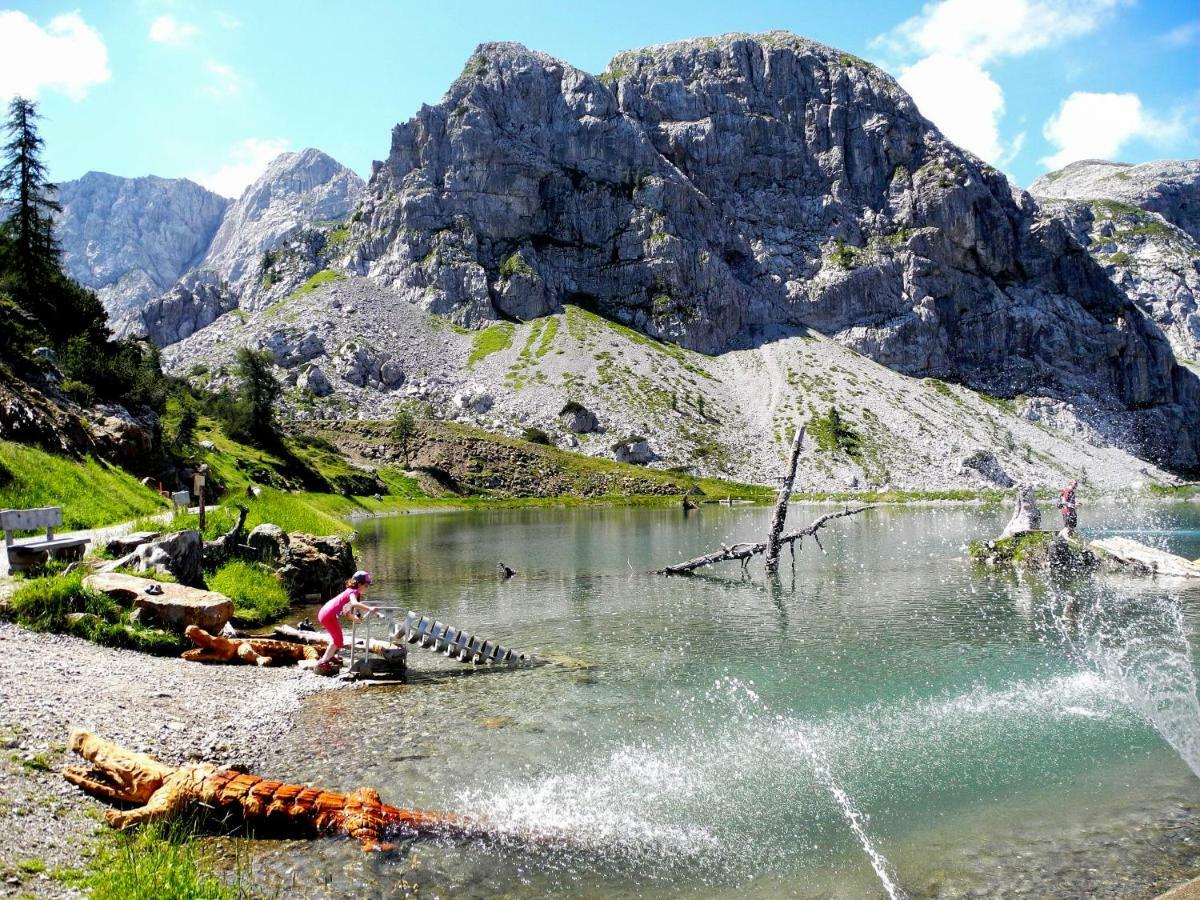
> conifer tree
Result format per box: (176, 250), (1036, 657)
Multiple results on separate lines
(0, 96), (62, 317)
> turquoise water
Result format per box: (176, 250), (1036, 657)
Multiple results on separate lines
(253, 502), (1200, 898)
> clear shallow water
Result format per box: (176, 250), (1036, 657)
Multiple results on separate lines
(251, 502), (1200, 898)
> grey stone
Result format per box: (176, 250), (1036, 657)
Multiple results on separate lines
(277, 532), (355, 601)
(125, 530), (204, 586)
(614, 439), (657, 464)
(1000, 484), (1042, 539)
(559, 402), (599, 434)
(959, 449), (1014, 487)
(297, 365), (333, 397)
(246, 524), (289, 565)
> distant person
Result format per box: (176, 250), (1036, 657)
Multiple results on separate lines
(315, 571), (376, 672)
(1058, 480), (1078, 532)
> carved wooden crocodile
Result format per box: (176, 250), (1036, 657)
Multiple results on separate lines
(182, 625), (320, 666)
(62, 731), (479, 851)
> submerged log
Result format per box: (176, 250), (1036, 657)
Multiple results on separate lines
(659, 506), (872, 575)
(765, 427), (805, 575)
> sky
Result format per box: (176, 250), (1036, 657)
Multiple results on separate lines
(2, 0), (1197, 197)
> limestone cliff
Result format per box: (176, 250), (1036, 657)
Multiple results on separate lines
(55, 173), (229, 331)
(345, 34), (1197, 470)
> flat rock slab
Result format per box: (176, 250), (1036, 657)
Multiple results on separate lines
(105, 531), (162, 556)
(1090, 537), (1200, 578)
(84, 572), (234, 632)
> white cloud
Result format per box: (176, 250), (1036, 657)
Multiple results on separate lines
(0, 10), (110, 102)
(876, 0), (1127, 166)
(216, 12), (241, 30)
(1041, 92), (1185, 169)
(148, 15), (197, 46)
(191, 138), (289, 198)
(882, 0), (1125, 65)
(1162, 21), (1200, 46)
(899, 54), (1005, 161)
(204, 60), (240, 97)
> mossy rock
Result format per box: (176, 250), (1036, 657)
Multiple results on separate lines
(969, 531), (1097, 572)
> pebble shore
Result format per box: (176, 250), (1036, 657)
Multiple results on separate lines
(0, 622), (346, 897)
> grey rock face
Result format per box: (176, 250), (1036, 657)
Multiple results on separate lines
(201, 149), (364, 298)
(138, 272), (236, 347)
(1032, 159), (1200, 242)
(55, 172), (229, 327)
(350, 34), (1198, 470)
(1033, 175), (1200, 362)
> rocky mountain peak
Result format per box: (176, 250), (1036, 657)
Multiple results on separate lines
(200, 148), (365, 292)
(1031, 158), (1200, 242)
(55, 172), (229, 328)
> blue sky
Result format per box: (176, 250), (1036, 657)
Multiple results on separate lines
(3, 0), (1197, 195)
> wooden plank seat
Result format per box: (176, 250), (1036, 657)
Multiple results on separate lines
(2, 507), (89, 573)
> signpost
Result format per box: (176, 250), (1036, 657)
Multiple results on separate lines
(193, 468), (207, 532)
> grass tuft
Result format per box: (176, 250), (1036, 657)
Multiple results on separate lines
(207, 560), (290, 628)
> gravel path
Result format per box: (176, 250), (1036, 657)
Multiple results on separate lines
(0, 622), (347, 897)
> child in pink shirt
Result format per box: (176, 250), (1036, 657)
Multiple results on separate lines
(316, 570), (375, 669)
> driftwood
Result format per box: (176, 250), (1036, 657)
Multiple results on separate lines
(765, 427), (805, 575)
(202, 504), (250, 568)
(659, 506), (872, 575)
(273, 624), (399, 655)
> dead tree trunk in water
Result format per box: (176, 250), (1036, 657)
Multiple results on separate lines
(658, 506), (871, 575)
(765, 427), (805, 575)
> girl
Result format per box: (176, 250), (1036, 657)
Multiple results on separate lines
(315, 571), (376, 670)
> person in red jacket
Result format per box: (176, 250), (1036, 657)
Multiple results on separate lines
(1058, 480), (1078, 532)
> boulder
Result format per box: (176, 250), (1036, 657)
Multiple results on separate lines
(614, 439), (657, 465)
(959, 449), (1014, 487)
(297, 365), (333, 397)
(559, 402), (599, 434)
(89, 404), (159, 466)
(84, 572), (233, 633)
(277, 532), (355, 601)
(118, 530), (204, 586)
(246, 524), (289, 565)
(999, 484), (1042, 539)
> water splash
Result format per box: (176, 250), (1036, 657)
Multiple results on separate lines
(1048, 587), (1200, 778)
(780, 715), (905, 899)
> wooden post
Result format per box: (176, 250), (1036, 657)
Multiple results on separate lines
(765, 426), (805, 576)
(194, 468), (207, 533)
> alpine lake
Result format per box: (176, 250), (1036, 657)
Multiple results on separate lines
(237, 500), (1200, 899)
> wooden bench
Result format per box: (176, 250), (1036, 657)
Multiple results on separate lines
(1, 507), (89, 573)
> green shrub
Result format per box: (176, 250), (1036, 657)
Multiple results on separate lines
(60, 378), (96, 405)
(207, 560), (290, 628)
(830, 239), (858, 270)
(522, 427), (553, 446)
(808, 407), (862, 457)
(499, 252), (535, 280)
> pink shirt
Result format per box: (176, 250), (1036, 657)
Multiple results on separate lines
(319, 587), (360, 620)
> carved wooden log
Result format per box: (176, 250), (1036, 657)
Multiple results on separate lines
(62, 730), (478, 852)
(659, 506), (872, 575)
(202, 504), (250, 568)
(765, 426), (805, 576)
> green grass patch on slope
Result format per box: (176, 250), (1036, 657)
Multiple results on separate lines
(468, 323), (516, 367)
(207, 560), (290, 627)
(0, 441), (167, 530)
